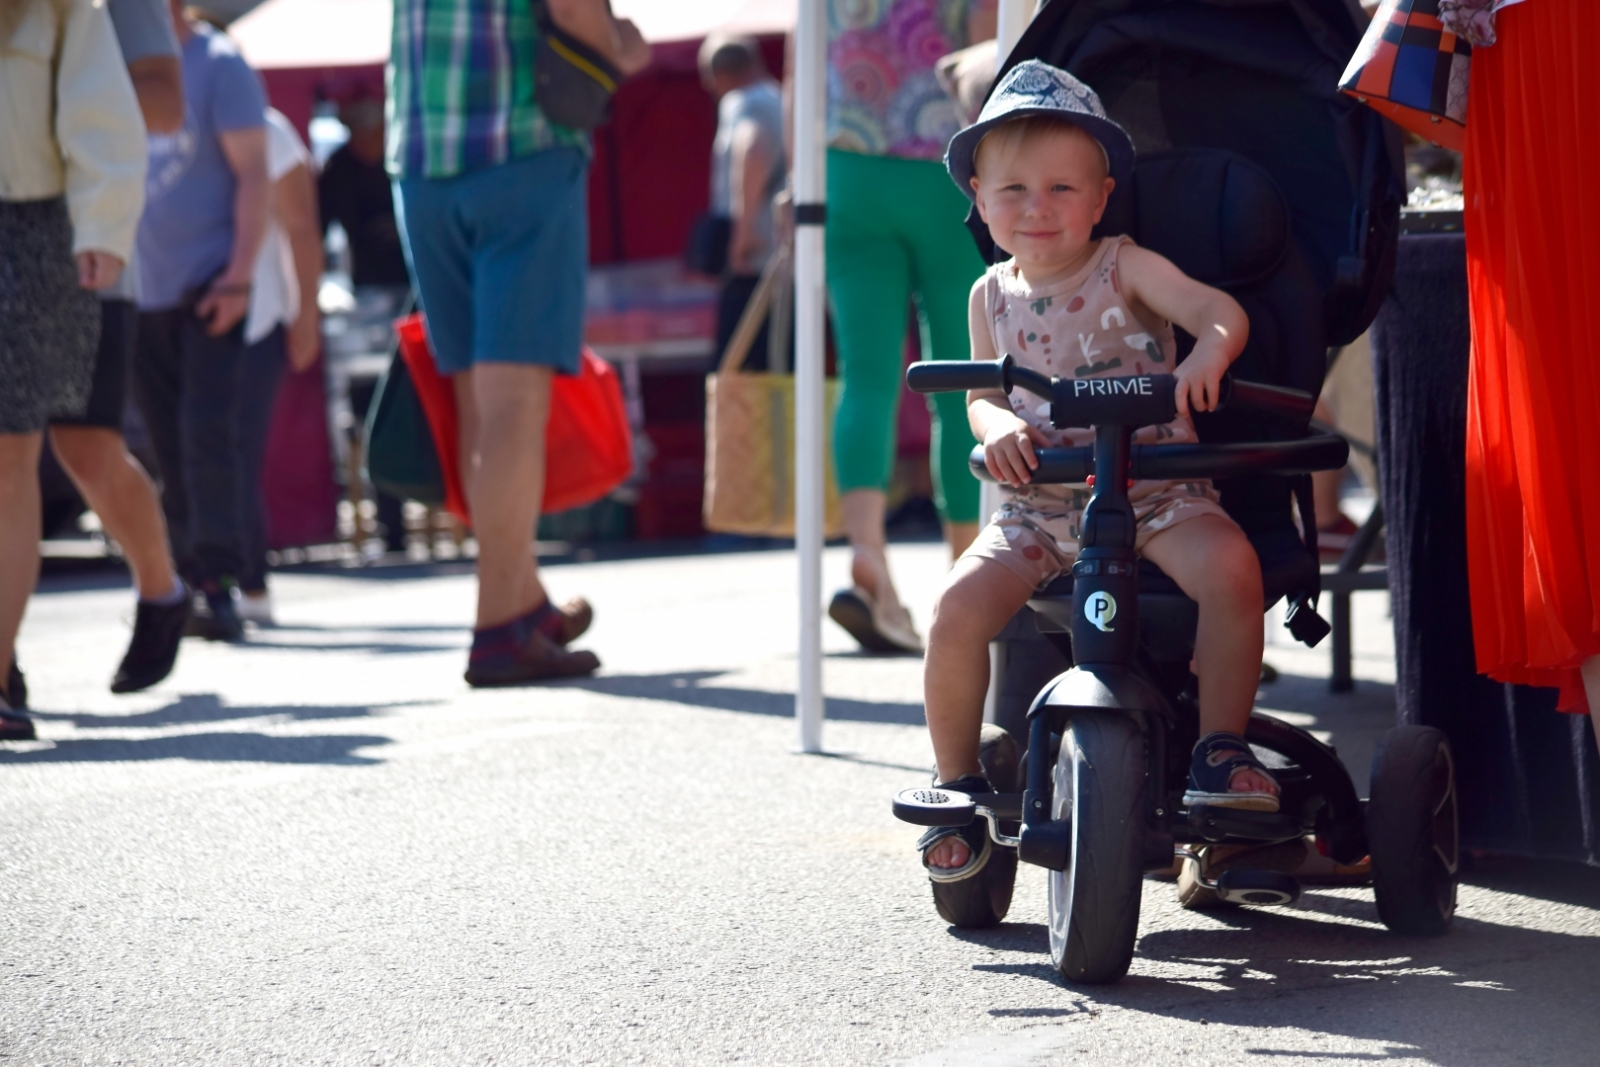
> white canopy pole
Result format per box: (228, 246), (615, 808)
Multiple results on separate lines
(793, 0), (827, 754)
(996, 0), (1034, 56)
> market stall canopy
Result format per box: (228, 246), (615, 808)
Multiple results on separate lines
(231, 0), (796, 70)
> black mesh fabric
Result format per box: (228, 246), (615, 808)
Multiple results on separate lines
(1373, 232), (1600, 865)
(974, 0), (1403, 347)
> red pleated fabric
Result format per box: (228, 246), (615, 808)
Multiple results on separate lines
(1464, 0), (1600, 713)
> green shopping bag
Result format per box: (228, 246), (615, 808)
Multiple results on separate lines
(363, 350), (445, 505)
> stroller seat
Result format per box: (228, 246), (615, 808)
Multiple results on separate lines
(1020, 147), (1324, 662)
(978, 0), (1402, 732)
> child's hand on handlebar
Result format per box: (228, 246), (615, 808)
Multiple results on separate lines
(983, 415), (1051, 487)
(1172, 343), (1231, 418)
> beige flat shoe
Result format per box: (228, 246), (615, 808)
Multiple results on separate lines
(828, 585), (923, 654)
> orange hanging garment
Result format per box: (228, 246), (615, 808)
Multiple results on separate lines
(1463, 0), (1600, 712)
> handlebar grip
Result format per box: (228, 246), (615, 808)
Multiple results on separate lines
(906, 359), (1007, 394)
(967, 435), (1349, 484)
(1220, 378), (1315, 424)
(967, 445), (1095, 484)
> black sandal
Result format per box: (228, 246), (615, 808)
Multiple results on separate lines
(916, 774), (994, 883)
(0, 660), (33, 742)
(1183, 731), (1279, 813)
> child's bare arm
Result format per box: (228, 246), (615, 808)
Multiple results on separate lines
(1120, 246), (1249, 417)
(966, 280), (1049, 486)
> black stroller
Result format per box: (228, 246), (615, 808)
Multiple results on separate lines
(890, 0), (1460, 984)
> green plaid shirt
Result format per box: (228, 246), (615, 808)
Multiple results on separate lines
(387, 0), (587, 180)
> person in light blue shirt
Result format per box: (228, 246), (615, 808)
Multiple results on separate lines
(131, 3), (267, 642)
(700, 34), (785, 373)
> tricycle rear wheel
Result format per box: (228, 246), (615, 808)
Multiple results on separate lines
(930, 725), (1019, 927)
(1367, 725), (1458, 935)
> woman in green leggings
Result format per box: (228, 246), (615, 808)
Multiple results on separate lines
(824, 0), (995, 652)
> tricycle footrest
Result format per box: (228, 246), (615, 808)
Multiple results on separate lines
(891, 789), (1025, 826)
(1183, 806), (1304, 843)
(892, 787), (976, 827)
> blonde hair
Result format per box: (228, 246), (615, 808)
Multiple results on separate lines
(973, 116), (1110, 182)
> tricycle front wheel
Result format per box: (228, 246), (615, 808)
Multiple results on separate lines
(1047, 710), (1146, 984)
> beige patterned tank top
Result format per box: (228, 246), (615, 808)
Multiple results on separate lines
(983, 235), (1218, 524)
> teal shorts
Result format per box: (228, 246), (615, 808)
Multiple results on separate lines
(395, 147), (588, 376)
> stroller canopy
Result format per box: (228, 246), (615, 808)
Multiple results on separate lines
(997, 0), (1403, 347)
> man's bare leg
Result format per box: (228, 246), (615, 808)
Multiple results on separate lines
(456, 364), (552, 629)
(49, 426), (178, 599)
(0, 432), (43, 689)
(1142, 514), (1275, 797)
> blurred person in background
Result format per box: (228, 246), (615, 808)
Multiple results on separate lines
(699, 33), (784, 372)
(132, 0), (267, 643)
(388, 0), (649, 686)
(234, 107), (323, 626)
(321, 89), (411, 554)
(320, 92), (411, 289)
(823, 0), (996, 654)
(0, 0), (147, 736)
(45, 0), (194, 697)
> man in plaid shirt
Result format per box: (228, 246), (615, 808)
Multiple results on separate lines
(388, 0), (648, 685)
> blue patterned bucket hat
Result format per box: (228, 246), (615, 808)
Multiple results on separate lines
(946, 60), (1135, 201)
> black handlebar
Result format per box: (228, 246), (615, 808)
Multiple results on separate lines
(1222, 378), (1316, 425)
(967, 434), (1350, 484)
(906, 358), (1315, 431)
(904, 355), (1054, 400)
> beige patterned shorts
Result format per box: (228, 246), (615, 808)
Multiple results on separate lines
(961, 493), (1235, 592)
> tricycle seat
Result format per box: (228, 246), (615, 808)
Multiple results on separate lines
(1028, 528), (1317, 659)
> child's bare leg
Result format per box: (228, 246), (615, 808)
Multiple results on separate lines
(1141, 514), (1275, 797)
(923, 556), (1035, 868)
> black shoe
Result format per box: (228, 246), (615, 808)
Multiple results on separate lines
(7, 658), (26, 710)
(112, 594), (192, 693)
(1, 661), (33, 741)
(186, 582), (243, 643)
(0, 708), (34, 741)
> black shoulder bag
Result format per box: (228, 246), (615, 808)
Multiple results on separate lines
(533, 0), (622, 131)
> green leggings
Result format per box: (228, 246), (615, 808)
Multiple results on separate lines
(825, 149), (984, 525)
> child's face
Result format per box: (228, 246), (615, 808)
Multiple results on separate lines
(970, 124), (1116, 274)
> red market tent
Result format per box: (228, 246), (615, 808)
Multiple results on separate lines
(232, 0), (791, 266)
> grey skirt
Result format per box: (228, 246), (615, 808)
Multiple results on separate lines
(0, 197), (98, 434)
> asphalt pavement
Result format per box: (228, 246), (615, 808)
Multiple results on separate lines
(4, 544), (1597, 1066)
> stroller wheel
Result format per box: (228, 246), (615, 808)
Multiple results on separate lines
(1368, 726), (1459, 936)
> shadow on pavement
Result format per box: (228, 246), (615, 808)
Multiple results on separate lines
(0, 693), (420, 765)
(0, 731), (390, 765)
(265, 622), (465, 635)
(569, 670), (925, 726)
(1462, 852), (1600, 908)
(245, 634), (464, 656)
(943, 870), (1600, 1061)
(1257, 671), (1397, 721)
(26, 693), (431, 730)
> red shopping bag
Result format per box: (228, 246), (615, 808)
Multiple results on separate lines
(394, 313), (633, 525)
